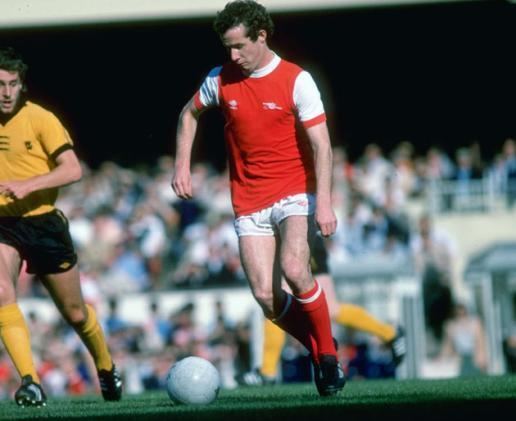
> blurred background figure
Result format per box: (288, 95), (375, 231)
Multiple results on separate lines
(446, 147), (484, 211)
(410, 214), (456, 356)
(438, 303), (487, 377)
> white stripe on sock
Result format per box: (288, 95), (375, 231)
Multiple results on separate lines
(295, 281), (322, 304)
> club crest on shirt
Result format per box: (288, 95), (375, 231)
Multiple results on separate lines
(24, 141), (33, 151)
(262, 102), (283, 110)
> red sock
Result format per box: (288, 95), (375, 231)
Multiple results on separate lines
(272, 292), (317, 356)
(295, 280), (336, 359)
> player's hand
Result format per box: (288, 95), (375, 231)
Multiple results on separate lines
(315, 205), (337, 237)
(0, 180), (33, 200)
(171, 169), (193, 200)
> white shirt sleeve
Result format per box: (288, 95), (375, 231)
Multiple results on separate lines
(293, 71), (325, 122)
(198, 66), (222, 107)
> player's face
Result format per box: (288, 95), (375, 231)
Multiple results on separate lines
(222, 24), (268, 76)
(0, 69), (23, 115)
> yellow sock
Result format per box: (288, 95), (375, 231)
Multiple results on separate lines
(0, 303), (40, 383)
(261, 319), (286, 378)
(334, 304), (395, 342)
(76, 304), (113, 371)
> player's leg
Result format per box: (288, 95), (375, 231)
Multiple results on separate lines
(279, 215), (344, 396)
(27, 209), (121, 400)
(334, 300), (406, 365)
(41, 266), (122, 401)
(261, 318), (286, 379)
(336, 303), (396, 341)
(259, 277), (310, 380)
(28, 209), (122, 400)
(41, 266), (111, 370)
(239, 234), (315, 353)
(279, 215), (336, 360)
(235, 203), (343, 395)
(238, 234), (278, 317)
(0, 243), (45, 406)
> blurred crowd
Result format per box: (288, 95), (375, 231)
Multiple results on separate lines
(2, 137), (516, 398)
(15, 137), (515, 296)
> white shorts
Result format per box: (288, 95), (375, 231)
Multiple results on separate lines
(234, 193), (315, 237)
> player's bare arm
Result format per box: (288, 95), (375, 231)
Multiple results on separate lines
(172, 97), (202, 200)
(0, 149), (81, 200)
(305, 122), (337, 237)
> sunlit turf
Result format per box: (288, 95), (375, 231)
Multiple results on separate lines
(2, 375), (516, 421)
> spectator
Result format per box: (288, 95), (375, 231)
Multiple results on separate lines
(355, 143), (393, 201)
(129, 203), (168, 287)
(425, 147), (455, 181)
(410, 214), (457, 354)
(141, 300), (172, 352)
(101, 240), (151, 293)
(439, 303), (487, 377)
(447, 147), (484, 211)
(390, 141), (417, 197)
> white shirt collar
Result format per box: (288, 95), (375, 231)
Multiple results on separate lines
(249, 52), (281, 78)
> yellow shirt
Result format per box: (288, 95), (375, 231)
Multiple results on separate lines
(0, 101), (73, 217)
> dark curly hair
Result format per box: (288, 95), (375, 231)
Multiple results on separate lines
(0, 47), (28, 82)
(213, 0), (274, 42)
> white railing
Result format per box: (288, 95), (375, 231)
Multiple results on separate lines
(425, 178), (516, 214)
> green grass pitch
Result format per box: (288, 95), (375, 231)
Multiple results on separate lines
(2, 376), (516, 421)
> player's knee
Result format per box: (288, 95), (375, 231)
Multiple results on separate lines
(281, 260), (306, 283)
(252, 287), (274, 311)
(63, 304), (88, 327)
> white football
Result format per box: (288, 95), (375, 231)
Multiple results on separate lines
(166, 356), (221, 405)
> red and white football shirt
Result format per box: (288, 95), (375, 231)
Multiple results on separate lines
(194, 54), (326, 217)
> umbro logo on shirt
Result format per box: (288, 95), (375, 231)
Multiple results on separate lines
(262, 102), (283, 110)
(59, 261), (71, 270)
(228, 100), (238, 110)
